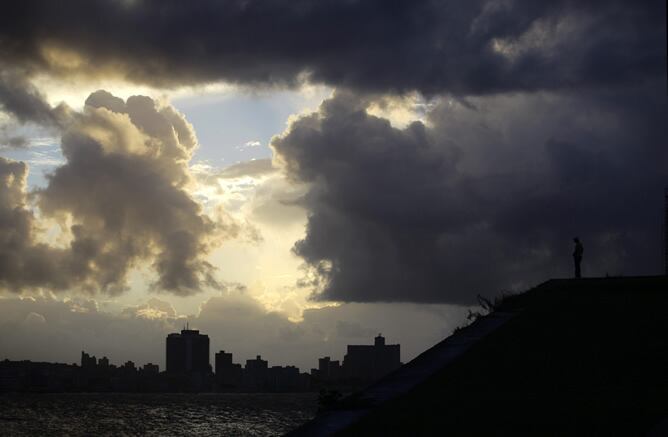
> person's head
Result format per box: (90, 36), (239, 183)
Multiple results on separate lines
(573, 237), (580, 243)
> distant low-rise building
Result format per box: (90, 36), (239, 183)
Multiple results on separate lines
(316, 356), (342, 382)
(267, 365), (302, 392)
(141, 363), (159, 375)
(215, 350), (242, 390)
(244, 355), (268, 390)
(343, 334), (400, 383)
(0, 359), (77, 392)
(81, 351), (97, 369)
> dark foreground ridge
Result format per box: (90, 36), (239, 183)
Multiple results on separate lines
(289, 276), (668, 436)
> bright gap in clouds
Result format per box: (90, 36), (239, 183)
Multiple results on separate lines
(163, 86), (429, 318)
(0, 80), (479, 322)
(172, 85), (332, 167)
(170, 85), (332, 318)
(0, 80), (435, 322)
(19, 76), (332, 184)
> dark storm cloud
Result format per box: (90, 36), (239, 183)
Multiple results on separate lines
(0, 91), (236, 295)
(0, 157), (89, 292)
(271, 86), (667, 304)
(0, 0), (664, 99)
(0, 72), (71, 127)
(0, 0), (664, 305)
(0, 136), (29, 149)
(0, 158), (54, 290)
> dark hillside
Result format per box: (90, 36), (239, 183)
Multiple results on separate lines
(291, 276), (668, 435)
(344, 277), (668, 435)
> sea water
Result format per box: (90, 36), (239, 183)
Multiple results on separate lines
(0, 392), (317, 436)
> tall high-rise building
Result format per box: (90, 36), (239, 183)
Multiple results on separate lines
(166, 327), (210, 374)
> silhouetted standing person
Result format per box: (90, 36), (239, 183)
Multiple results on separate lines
(573, 238), (583, 278)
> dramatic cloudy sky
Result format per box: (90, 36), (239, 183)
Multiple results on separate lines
(0, 0), (665, 371)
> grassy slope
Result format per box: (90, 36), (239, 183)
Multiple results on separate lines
(340, 277), (668, 435)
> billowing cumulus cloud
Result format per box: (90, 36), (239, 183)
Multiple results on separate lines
(0, 0), (663, 120)
(271, 86), (667, 304)
(123, 297), (178, 320)
(0, 0), (664, 337)
(0, 157), (67, 291)
(0, 91), (237, 295)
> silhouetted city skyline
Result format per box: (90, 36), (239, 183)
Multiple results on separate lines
(0, 329), (401, 393)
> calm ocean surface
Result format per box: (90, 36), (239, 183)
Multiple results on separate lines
(0, 393), (317, 436)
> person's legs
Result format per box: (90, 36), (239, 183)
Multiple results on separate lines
(574, 256), (582, 278)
